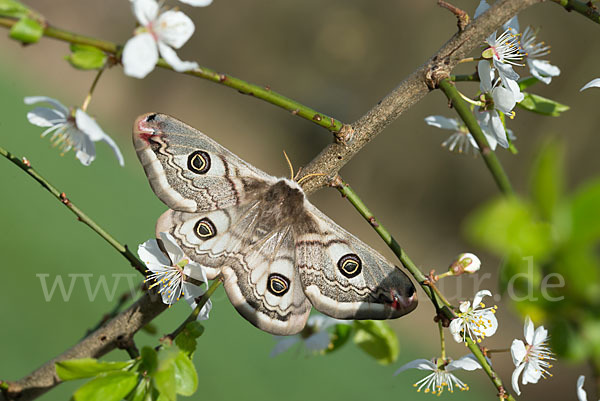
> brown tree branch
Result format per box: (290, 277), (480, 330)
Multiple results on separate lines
(300, 0), (544, 195)
(0, 0), (545, 399)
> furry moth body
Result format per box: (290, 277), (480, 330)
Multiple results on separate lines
(134, 113), (417, 335)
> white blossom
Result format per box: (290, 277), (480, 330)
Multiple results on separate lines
(270, 314), (349, 357)
(123, 0), (199, 78)
(450, 290), (498, 344)
(138, 232), (211, 320)
(511, 316), (555, 395)
(424, 115), (478, 155)
(24, 96), (124, 166)
(520, 27), (560, 84)
(394, 355), (482, 395)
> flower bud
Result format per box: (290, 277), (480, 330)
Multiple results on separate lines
(449, 253), (481, 275)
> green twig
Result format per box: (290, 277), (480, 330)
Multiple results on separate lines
(165, 279), (223, 341)
(0, 145), (147, 275)
(0, 17), (343, 133)
(333, 177), (454, 321)
(552, 0), (600, 24)
(437, 78), (514, 196)
(467, 338), (516, 401)
(438, 321), (446, 361)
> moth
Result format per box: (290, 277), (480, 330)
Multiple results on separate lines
(133, 113), (418, 335)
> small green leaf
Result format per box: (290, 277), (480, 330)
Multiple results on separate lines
(66, 44), (107, 70)
(73, 371), (138, 401)
(325, 324), (353, 354)
(56, 358), (132, 381)
(154, 347), (178, 401)
(518, 77), (539, 91)
(172, 351), (198, 396)
(0, 0), (29, 18)
(530, 139), (564, 220)
(352, 320), (399, 365)
(9, 17), (43, 43)
(517, 92), (569, 116)
(140, 347), (158, 375)
(175, 321), (204, 356)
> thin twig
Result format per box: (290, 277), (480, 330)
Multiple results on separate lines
(438, 0), (470, 31)
(0, 17), (343, 133)
(0, 145), (147, 275)
(333, 176), (454, 321)
(467, 338), (516, 401)
(551, 0), (600, 23)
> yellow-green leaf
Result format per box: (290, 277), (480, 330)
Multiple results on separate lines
(9, 17), (43, 43)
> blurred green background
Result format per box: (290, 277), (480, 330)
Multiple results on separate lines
(1, 0), (599, 399)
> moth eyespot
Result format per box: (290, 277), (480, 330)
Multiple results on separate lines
(146, 113), (157, 122)
(187, 150), (211, 174)
(267, 273), (290, 296)
(337, 253), (362, 278)
(194, 218), (217, 240)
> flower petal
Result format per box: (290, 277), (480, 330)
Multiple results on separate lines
(478, 60), (494, 94)
(524, 316), (534, 345)
(503, 16), (519, 34)
(472, 289), (492, 307)
(184, 261), (208, 283)
(74, 131), (96, 166)
(138, 238), (171, 268)
(531, 324), (548, 347)
(394, 359), (436, 375)
(24, 96), (70, 116)
(492, 86), (517, 114)
(494, 58), (519, 82)
(577, 375), (588, 401)
(75, 109), (124, 166)
(449, 318), (464, 343)
(157, 42), (199, 72)
(522, 362), (542, 384)
(504, 78), (524, 103)
(26, 107), (67, 127)
(580, 78), (600, 92)
(489, 110), (509, 148)
(528, 59), (560, 84)
(184, 283), (212, 321)
(155, 10), (195, 49)
(178, 0), (213, 6)
(511, 362), (525, 396)
(131, 0), (159, 26)
(122, 33), (159, 79)
(270, 336), (300, 357)
(511, 339), (527, 366)
(479, 311), (498, 337)
(424, 115), (460, 130)
(474, 0), (489, 18)
(447, 355), (482, 372)
(158, 232), (185, 265)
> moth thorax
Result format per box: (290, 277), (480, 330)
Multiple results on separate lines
(262, 180), (305, 223)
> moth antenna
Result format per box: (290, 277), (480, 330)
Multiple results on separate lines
(282, 150), (294, 180)
(296, 173), (326, 185)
